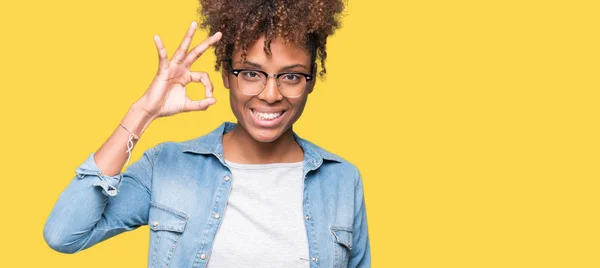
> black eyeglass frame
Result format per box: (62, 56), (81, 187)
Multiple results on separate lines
(230, 69), (313, 83)
(223, 59), (315, 98)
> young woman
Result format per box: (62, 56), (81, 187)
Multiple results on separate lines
(44, 0), (370, 267)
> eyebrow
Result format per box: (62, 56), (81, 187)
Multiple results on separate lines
(238, 60), (310, 72)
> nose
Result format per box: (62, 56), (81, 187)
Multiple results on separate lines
(257, 76), (284, 103)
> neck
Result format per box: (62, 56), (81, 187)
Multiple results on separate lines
(222, 124), (304, 164)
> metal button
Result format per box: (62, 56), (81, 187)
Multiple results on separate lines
(152, 221), (158, 227)
(312, 257), (318, 262)
(200, 253), (206, 260)
(305, 215), (311, 220)
(214, 213), (220, 219)
(224, 175), (230, 182)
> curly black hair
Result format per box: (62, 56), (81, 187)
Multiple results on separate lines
(198, 0), (345, 77)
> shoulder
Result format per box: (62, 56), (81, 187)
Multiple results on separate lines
(297, 137), (361, 179)
(151, 137), (211, 158)
(152, 123), (230, 156)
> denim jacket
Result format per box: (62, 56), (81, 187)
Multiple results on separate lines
(44, 122), (370, 267)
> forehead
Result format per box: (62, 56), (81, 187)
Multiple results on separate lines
(232, 35), (311, 68)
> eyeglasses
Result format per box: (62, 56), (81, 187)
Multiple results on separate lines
(229, 68), (313, 98)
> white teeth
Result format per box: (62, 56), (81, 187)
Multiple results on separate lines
(252, 110), (283, 120)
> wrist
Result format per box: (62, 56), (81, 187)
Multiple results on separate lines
(122, 103), (156, 137)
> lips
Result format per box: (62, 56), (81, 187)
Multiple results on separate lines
(251, 109), (284, 120)
(249, 108), (287, 127)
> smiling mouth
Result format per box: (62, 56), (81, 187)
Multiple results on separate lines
(251, 109), (286, 121)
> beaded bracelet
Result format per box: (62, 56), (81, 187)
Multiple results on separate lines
(119, 122), (140, 168)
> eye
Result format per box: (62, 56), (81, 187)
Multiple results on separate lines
(239, 70), (263, 81)
(242, 71), (259, 78)
(280, 74), (301, 82)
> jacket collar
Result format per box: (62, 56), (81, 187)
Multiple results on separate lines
(181, 122), (342, 167)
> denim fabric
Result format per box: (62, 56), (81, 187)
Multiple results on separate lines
(44, 122), (371, 267)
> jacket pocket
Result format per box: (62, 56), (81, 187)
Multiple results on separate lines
(331, 226), (353, 268)
(148, 201), (189, 268)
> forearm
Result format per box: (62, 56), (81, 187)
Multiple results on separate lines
(44, 169), (122, 253)
(44, 146), (156, 253)
(95, 103), (155, 176)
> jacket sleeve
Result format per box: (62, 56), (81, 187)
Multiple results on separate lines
(348, 170), (371, 267)
(43, 145), (160, 253)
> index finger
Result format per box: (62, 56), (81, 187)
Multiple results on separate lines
(182, 32), (223, 68)
(172, 21), (199, 64)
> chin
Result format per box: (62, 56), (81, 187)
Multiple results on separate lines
(250, 129), (284, 143)
(243, 119), (289, 142)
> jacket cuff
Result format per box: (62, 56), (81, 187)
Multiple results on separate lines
(75, 153), (123, 197)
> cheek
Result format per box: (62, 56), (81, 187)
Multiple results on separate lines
(289, 98), (309, 120)
(229, 91), (252, 119)
(228, 92), (243, 116)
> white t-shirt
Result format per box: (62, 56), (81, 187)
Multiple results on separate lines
(206, 160), (309, 268)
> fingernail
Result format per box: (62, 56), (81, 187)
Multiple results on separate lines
(191, 21), (197, 27)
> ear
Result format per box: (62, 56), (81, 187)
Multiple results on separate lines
(222, 71), (230, 89)
(307, 63), (317, 94)
(307, 77), (316, 94)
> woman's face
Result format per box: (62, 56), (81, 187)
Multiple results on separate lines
(222, 35), (315, 143)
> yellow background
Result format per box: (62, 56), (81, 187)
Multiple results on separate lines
(1, 0), (598, 267)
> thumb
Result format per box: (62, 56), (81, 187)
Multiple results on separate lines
(184, 97), (217, 112)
